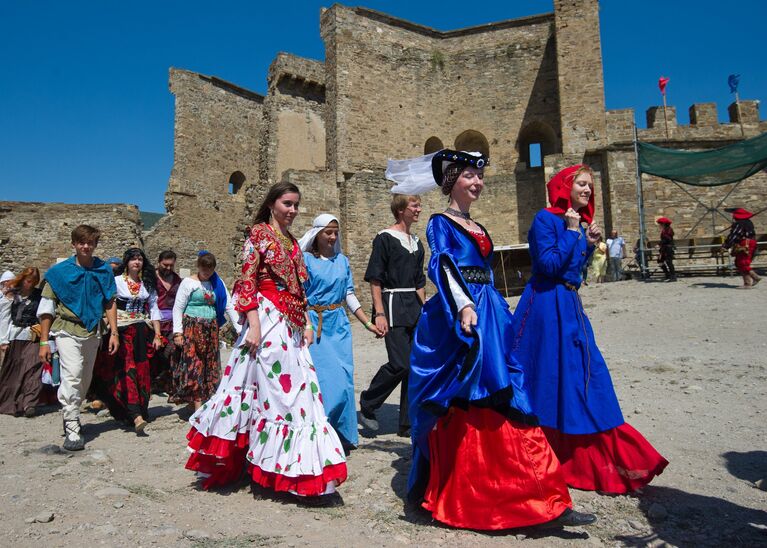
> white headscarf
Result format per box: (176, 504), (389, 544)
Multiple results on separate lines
(0, 271), (14, 283)
(298, 214), (342, 255)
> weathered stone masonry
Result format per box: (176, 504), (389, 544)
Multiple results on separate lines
(0, 202), (143, 273)
(2, 1), (765, 295)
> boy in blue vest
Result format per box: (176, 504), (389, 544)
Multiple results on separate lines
(38, 225), (119, 451)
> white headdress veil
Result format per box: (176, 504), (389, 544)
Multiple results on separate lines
(387, 151), (440, 195)
(298, 214), (342, 254)
(387, 150), (487, 195)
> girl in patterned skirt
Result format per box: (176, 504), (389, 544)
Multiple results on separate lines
(95, 248), (162, 434)
(171, 251), (240, 411)
(185, 182), (347, 499)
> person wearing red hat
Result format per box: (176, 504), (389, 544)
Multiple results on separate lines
(512, 164), (668, 494)
(723, 208), (761, 288)
(656, 218), (677, 282)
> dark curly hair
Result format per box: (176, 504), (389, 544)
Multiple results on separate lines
(117, 248), (156, 292)
(441, 163), (466, 196)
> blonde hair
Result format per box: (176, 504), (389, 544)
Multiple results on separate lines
(572, 165), (595, 188)
(390, 194), (421, 221)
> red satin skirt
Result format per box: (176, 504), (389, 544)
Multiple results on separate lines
(423, 407), (572, 530)
(543, 423), (668, 494)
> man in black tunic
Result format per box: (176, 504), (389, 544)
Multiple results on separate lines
(359, 194), (425, 437)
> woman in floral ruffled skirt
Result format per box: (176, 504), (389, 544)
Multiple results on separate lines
(185, 182), (347, 498)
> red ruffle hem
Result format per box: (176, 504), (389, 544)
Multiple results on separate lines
(423, 406), (572, 530)
(185, 428), (348, 495)
(543, 423), (669, 494)
(248, 463), (347, 496)
(186, 429), (250, 490)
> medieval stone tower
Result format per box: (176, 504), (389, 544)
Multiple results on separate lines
(3, 1), (764, 279)
(142, 0), (766, 289)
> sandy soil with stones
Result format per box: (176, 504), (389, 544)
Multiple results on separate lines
(1, 275), (766, 547)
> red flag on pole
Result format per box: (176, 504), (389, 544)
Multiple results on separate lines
(658, 76), (670, 96)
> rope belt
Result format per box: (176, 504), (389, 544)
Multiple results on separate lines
(382, 288), (416, 328)
(458, 266), (492, 284)
(307, 301), (344, 339)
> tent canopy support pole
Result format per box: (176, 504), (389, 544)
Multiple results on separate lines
(633, 123), (649, 278)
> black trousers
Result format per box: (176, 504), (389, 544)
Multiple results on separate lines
(659, 256), (676, 279)
(360, 325), (414, 429)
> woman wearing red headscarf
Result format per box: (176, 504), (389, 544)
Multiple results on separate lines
(723, 208), (761, 288)
(511, 165), (668, 494)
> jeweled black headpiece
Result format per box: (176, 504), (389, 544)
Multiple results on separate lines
(431, 149), (489, 186)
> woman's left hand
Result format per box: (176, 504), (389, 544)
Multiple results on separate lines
(152, 334), (163, 350)
(303, 327), (314, 347)
(459, 306), (477, 335)
(586, 222), (602, 245)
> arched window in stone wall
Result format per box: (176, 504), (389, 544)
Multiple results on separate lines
(424, 136), (444, 154)
(229, 171), (246, 195)
(454, 130), (490, 157)
(517, 122), (558, 169)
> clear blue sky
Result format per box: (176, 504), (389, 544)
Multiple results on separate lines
(1, 0), (764, 213)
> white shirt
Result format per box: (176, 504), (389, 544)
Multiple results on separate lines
(114, 276), (162, 327)
(172, 277), (241, 335)
(0, 294), (12, 345)
(606, 237), (625, 259)
(2, 292), (38, 343)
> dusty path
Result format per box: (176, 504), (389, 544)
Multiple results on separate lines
(1, 276), (765, 547)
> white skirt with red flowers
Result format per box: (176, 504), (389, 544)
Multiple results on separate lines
(185, 294), (347, 495)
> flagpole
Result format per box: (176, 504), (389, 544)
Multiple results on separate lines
(662, 93), (670, 140)
(735, 91), (745, 137)
(633, 122), (648, 278)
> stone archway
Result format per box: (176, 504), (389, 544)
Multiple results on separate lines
(516, 122), (558, 169)
(228, 171), (246, 194)
(424, 136), (444, 154)
(454, 130), (490, 157)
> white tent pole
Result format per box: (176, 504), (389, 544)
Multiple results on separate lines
(633, 123), (648, 278)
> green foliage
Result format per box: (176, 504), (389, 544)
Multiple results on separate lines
(430, 50), (445, 71)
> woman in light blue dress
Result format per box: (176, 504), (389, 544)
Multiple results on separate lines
(299, 214), (382, 450)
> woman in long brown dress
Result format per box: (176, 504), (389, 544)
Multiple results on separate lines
(0, 267), (54, 417)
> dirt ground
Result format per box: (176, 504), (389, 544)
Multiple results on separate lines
(1, 275), (765, 547)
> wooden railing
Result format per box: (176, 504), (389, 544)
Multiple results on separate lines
(492, 235), (767, 290)
(628, 235), (767, 277)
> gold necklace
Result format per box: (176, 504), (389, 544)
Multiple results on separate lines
(273, 228), (294, 252)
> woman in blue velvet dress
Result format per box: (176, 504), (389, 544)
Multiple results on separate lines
(389, 149), (594, 531)
(299, 214), (381, 451)
(511, 164), (668, 494)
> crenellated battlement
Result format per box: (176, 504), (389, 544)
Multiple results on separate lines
(605, 99), (764, 145)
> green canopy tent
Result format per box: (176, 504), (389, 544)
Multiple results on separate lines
(633, 129), (767, 276)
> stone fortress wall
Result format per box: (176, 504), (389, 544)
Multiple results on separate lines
(601, 102), (767, 246)
(0, 202), (143, 274)
(2, 0), (765, 297)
